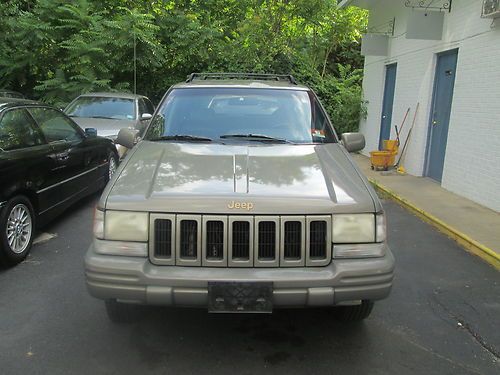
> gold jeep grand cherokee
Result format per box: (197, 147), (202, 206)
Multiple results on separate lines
(85, 73), (395, 322)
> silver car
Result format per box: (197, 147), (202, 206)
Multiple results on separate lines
(65, 92), (154, 156)
(85, 73), (395, 322)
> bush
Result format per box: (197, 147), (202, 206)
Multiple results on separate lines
(0, 0), (368, 129)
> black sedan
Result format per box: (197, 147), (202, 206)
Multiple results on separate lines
(0, 98), (118, 266)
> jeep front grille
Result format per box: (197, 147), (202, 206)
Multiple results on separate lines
(180, 220), (198, 259)
(309, 221), (327, 259)
(284, 221), (302, 260)
(258, 221), (276, 260)
(206, 221), (224, 260)
(232, 221), (250, 260)
(150, 215), (331, 267)
(153, 219), (172, 258)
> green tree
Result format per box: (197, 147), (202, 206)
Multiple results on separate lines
(0, 0), (368, 130)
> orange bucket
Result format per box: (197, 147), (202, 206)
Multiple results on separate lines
(370, 150), (397, 171)
(383, 140), (399, 153)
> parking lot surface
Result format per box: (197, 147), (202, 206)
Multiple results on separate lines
(0, 194), (499, 375)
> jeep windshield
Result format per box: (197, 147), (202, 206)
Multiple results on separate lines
(144, 88), (337, 144)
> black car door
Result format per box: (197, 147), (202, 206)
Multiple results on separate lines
(0, 108), (58, 215)
(28, 107), (101, 202)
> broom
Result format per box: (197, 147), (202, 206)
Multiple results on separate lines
(396, 103), (419, 174)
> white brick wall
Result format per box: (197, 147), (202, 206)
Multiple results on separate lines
(357, 0), (500, 212)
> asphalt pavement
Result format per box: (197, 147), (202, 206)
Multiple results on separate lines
(0, 193), (499, 375)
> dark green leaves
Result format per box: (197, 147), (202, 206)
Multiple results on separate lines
(0, 0), (368, 132)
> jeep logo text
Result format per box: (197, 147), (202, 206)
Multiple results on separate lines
(227, 201), (254, 210)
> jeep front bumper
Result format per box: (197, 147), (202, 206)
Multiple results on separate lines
(84, 243), (395, 308)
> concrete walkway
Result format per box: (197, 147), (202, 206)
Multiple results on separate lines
(353, 154), (500, 269)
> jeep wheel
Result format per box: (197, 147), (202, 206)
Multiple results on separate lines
(334, 300), (374, 322)
(0, 196), (35, 266)
(105, 299), (142, 323)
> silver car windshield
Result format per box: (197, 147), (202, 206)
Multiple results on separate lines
(66, 97), (135, 120)
(145, 88), (337, 144)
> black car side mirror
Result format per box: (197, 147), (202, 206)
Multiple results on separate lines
(85, 128), (97, 138)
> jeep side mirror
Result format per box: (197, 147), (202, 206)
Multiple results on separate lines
(341, 132), (365, 153)
(116, 128), (140, 149)
(85, 128), (97, 138)
(140, 113), (153, 121)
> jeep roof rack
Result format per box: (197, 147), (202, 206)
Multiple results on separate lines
(185, 72), (297, 85)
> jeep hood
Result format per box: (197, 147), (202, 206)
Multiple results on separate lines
(103, 141), (377, 214)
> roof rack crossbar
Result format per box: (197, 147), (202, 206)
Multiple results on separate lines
(185, 72), (297, 85)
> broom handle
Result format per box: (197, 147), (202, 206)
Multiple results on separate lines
(395, 107), (411, 146)
(399, 107), (411, 133)
(397, 103), (420, 167)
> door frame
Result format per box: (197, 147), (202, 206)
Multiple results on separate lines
(378, 63), (398, 150)
(424, 48), (459, 180)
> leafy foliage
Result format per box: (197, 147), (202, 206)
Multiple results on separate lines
(0, 0), (367, 131)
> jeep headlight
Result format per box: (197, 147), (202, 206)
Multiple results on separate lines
(104, 210), (149, 242)
(376, 213), (386, 243)
(93, 208), (105, 239)
(332, 213), (387, 259)
(332, 214), (375, 243)
(92, 209), (149, 257)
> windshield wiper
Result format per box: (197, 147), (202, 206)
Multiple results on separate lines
(220, 134), (292, 143)
(89, 115), (115, 119)
(150, 134), (213, 142)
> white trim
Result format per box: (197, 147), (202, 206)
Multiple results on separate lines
(36, 163), (106, 194)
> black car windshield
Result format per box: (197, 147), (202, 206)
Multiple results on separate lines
(145, 88), (337, 144)
(65, 97), (135, 120)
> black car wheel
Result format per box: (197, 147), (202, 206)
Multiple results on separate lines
(0, 196), (35, 266)
(107, 151), (118, 182)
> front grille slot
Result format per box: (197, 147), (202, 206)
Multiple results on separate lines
(309, 221), (327, 259)
(154, 219), (172, 258)
(180, 220), (198, 259)
(284, 221), (302, 259)
(258, 221), (276, 260)
(206, 221), (224, 260)
(232, 221), (250, 260)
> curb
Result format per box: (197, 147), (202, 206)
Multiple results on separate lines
(369, 179), (500, 270)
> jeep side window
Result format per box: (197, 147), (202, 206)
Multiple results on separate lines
(310, 93), (336, 143)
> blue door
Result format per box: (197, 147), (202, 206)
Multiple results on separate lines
(379, 63), (397, 150)
(426, 49), (458, 182)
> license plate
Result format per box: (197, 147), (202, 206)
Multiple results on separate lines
(208, 282), (273, 313)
